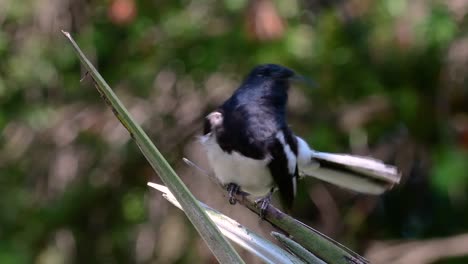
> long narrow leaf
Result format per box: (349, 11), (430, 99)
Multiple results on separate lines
(183, 157), (369, 264)
(148, 182), (305, 264)
(61, 30), (244, 264)
(232, 193), (369, 264)
(272, 232), (326, 264)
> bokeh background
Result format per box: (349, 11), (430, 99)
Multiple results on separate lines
(1, 0), (468, 263)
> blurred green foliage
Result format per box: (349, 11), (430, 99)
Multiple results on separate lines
(1, 0), (468, 263)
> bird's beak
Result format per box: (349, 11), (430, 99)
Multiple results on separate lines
(289, 73), (317, 88)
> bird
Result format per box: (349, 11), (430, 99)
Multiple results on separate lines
(200, 64), (400, 214)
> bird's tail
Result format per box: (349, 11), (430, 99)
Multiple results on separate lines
(296, 137), (401, 195)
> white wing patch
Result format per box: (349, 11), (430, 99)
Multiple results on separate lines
(275, 132), (297, 175)
(276, 131), (298, 195)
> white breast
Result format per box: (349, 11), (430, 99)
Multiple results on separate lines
(200, 135), (274, 197)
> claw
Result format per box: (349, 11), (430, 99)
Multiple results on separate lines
(226, 183), (240, 205)
(229, 196), (236, 205)
(255, 194), (272, 218)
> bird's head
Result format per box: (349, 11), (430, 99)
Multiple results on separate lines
(248, 64), (295, 80)
(245, 64), (315, 88)
(231, 64), (314, 109)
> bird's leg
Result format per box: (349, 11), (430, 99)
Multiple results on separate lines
(226, 183), (241, 205)
(254, 189), (274, 218)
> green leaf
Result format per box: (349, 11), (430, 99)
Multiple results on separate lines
(61, 30), (244, 264)
(432, 148), (468, 193)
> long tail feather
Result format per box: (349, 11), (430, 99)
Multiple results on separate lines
(296, 137), (401, 195)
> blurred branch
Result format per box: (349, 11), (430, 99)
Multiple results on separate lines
(338, 95), (391, 133)
(307, 184), (341, 237)
(366, 233), (468, 264)
(61, 30), (244, 264)
(245, 0), (285, 41)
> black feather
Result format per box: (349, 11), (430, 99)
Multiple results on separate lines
(267, 134), (296, 208)
(212, 64), (299, 205)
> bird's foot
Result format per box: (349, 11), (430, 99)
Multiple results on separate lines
(226, 183), (241, 205)
(255, 193), (272, 218)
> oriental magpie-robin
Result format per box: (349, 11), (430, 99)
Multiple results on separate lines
(201, 64), (400, 212)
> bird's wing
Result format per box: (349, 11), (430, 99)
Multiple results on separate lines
(296, 137), (401, 195)
(266, 131), (299, 208)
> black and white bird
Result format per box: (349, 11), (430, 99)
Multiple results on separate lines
(201, 64), (400, 212)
